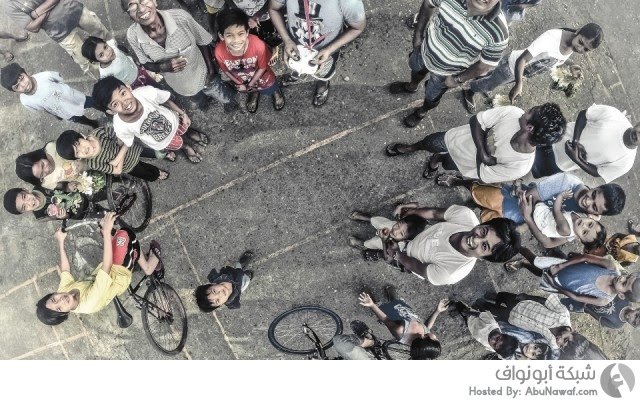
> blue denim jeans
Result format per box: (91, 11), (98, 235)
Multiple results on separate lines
(332, 334), (374, 360)
(408, 50), (449, 104)
(469, 56), (514, 93)
(201, 74), (236, 104)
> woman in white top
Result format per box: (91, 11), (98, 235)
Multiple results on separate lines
(463, 23), (604, 112)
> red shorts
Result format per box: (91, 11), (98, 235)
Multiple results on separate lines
(112, 229), (140, 270)
(164, 119), (189, 151)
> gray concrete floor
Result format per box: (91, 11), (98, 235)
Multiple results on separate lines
(1, 0), (639, 360)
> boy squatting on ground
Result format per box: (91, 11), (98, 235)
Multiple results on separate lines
(385, 103), (566, 183)
(35, 213), (162, 325)
(371, 203), (520, 286)
(215, 8), (285, 113)
(0, 63), (99, 129)
(454, 301), (519, 359)
(347, 210), (428, 253)
(92, 76), (209, 164)
(56, 126), (170, 182)
(81, 36), (162, 90)
(194, 251), (254, 312)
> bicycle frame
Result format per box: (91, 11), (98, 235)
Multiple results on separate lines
(302, 323), (329, 360)
(127, 272), (171, 320)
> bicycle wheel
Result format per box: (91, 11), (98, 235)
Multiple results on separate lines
(141, 282), (188, 355)
(268, 305), (343, 355)
(106, 174), (152, 232)
(382, 340), (412, 360)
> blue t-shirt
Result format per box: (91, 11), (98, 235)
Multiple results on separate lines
(561, 296), (630, 329)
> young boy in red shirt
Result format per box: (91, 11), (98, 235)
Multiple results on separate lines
(215, 8), (284, 113)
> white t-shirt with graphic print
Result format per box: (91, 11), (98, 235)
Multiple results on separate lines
(112, 86), (179, 151)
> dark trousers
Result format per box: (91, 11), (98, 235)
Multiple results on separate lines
(415, 131), (459, 171)
(480, 292), (518, 321)
(127, 147), (161, 182)
(531, 145), (562, 179)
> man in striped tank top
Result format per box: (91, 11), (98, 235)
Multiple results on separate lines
(389, 0), (509, 128)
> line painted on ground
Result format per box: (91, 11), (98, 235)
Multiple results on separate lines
(0, 266), (57, 301)
(12, 333), (86, 360)
(171, 217), (240, 360)
(149, 100), (422, 225)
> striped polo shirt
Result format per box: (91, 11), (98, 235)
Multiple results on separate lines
(83, 126), (144, 175)
(422, 0), (509, 76)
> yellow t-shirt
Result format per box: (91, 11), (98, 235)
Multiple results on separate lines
(56, 264), (132, 314)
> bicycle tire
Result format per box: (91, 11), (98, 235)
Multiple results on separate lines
(141, 282), (188, 355)
(106, 174), (152, 232)
(382, 340), (412, 360)
(268, 305), (343, 355)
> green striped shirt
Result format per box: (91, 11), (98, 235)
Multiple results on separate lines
(84, 126), (144, 175)
(422, 0), (509, 76)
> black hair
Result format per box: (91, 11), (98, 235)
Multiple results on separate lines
(0, 63), (25, 91)
(56, 130), (84, 160)
(522, 342), (551, 360)
(81, 36), (106, 63)
(194, 284), (220, 313)
(216, 8), (250, 36)
(600, 183), (626, 216)
(36, 294), (69, 326)
(410, 336), (441, 360)
(481, 218), (521, 263)
(401, 214), (428, 240)
(3, 188), (24, 215)
(15, 148), (48, 186)
(495, 333), (518, 359)
(528, 103), (566, 146)
(559, 332), (608, 360)
(92, 76), (127, 112)
(120, 0), (131, 12)
(577, 23), (604, 49)
(625, 273), (640, 302)
(581, 221), (607, 251)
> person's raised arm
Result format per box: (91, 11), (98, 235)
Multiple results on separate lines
(552, 190), (572, 236)
(100, 212), (118, 274)
(509, 50), (533, 103)
(425, 299), (449, 331)
(269, 0), (299, 63)
(413, 0), (437, 50)
(520, 194), (568, 249)
(359, 292), (404, 339)
(54, 228), (70, 273)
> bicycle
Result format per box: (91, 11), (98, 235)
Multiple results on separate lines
(268, 305), (411, 360)
(63, 173), (152, 233)
(113, 265), (188, 355)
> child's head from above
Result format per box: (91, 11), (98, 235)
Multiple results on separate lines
(93, 76), (137, 115)
(577, 183), (625, 216)
(36, 292), (77, 325)
(0, 63), (33, 93)
(217, 8), (250, 53)
(488, 329), (518, 358)
(382, 214), (428, 242)
(572, 23), (604, 54)
(15, 148), (51, 186)
(573, 216), (606, 249)
(615, 272), (639, 300)
(550, 325), (573, 349)
(460, 218), (521, 262)
(621, 306), (640, 328)
(56, 130), (96, 160)
(3, 188), (43, 215)
(82, 36), (114, 64)
(410, 335), (441, 360)
(520, 102), (566, 146)
(194, 282), (232, 312)
(522, 342), (551, 360)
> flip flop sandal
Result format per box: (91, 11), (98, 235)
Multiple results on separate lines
(385, 143), (410, 157)
(436, 173), (461, 187)
(164, 151), (177, 162)
(389, 81), (418, 95)
(158, 170), (170, 180)
(462, 90), (477, 114)
(148, 240), (164, 272)
(272, 87), (285, 111)
(183, 147), (202, 163)
(423, 163), (440, 179)
(312, 82), (330, 107)
(246, 92), (260, 113)
(189, 129), (209, 146)
(269, 45), (281, 67)
(503, 259), (524, 273)
(403, 111), (424, 128)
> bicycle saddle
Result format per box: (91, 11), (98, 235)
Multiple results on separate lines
(113, 296), (133, 328)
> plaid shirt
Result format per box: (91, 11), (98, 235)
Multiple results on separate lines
(509, 294), (571, 350)
(127, 9), (213, 96)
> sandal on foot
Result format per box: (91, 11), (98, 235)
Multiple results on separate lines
(149, 240), (164, 272)
(347, 236), (366, 250)
(1, 51), (15, 63)
(272, 87), (285, 111)
(436, 173), (462, 187)
(15, 32), (30, 42)
(246, 92), (260, 113)
(389, 81), (418, 94)
(164, 151), (177, 162)
(312, 82), (330, 107)
(362, 249), (383, 262)
(189, 129), (209, 146)
(158, 170), (170, 180)
(403, 110), (425, 128)
(269, 45), (281, 67)
(423, 158), (441, 179)
(385, 143), (411, 157)
(183, 146), (202, 163)
(462, 89), (477, 114)
(504, 259), (526, 273)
